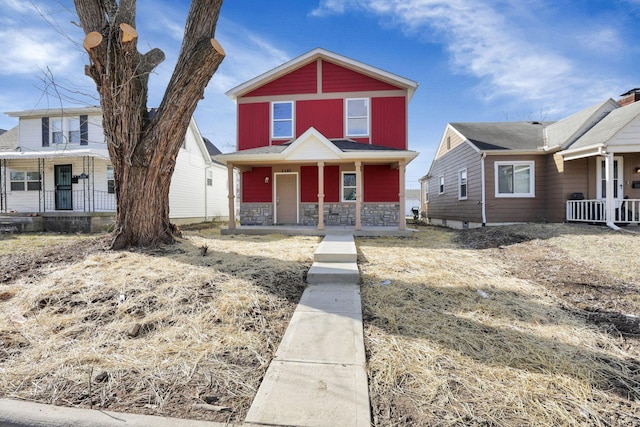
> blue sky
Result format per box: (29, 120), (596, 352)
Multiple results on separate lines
(1, 0), (639, 188)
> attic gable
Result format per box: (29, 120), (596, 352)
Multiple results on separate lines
(283, 127), (343, 161)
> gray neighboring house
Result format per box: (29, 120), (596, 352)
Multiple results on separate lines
(421, 90), (640, 229)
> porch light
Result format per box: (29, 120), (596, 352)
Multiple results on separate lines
(265, 176), (270, 184)
(635, 167), (640, 174)
(79, 173), (89, 179)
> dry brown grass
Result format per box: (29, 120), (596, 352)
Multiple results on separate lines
(359, 223), (640, 426)
(2, 223), (639, 426)
(0, 226), (318, 423)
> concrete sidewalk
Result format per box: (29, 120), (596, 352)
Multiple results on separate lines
(245, 234), (370, 427)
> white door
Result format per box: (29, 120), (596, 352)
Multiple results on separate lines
(596, 156), (624, 201)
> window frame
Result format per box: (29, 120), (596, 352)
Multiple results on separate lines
(106, 165), (115, 194)
(494, 160), (535, 198)
(341, 171), (357, 202)
(438, 175), (445, 195)
(458, 168), (468, 200)
(50, 117), (81, 145)
(345, 98), (370, 137)
(271, 101), (294, 139)
(10, 170), (40, 191)
(206, 169), (213, 187)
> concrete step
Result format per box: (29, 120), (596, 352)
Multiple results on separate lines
(314, 234), (357, 263)
(307, 262), (360, 285)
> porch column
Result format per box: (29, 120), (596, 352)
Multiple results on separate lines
(398, 161), (406, 230)
(227, 163), (236, 230)
(605, 152), (615, 223)
(355, 161), (362, 230)
(317, 161), (325, 230)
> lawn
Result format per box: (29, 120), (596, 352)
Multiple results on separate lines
(0, 222), (638, 425)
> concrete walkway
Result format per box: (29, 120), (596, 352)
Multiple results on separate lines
(245, 234), (370, 427)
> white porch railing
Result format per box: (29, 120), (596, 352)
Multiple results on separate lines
(567, 199), (640, 224)
(43, 190), (116, 212)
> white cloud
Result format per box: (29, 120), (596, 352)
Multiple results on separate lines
(0, 29), (80, 75)
(310, 0), (625, 115)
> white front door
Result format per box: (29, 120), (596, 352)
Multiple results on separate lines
(596, 156), (624, 201)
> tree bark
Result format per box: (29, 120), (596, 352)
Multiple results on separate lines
(74, 0), (225, 249)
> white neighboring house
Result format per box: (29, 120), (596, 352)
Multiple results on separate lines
(0, 107), (230, 230)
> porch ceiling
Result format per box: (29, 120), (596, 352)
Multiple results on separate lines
(0, 148), (110, 160)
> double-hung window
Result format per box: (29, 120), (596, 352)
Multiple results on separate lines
(342, 172), (356, 201)
(206, 170), (213, 187)
(51, 118), (81, 144)
(438, 175), (445, 194)
(272, 101), (293, 139)
(106, 166), (115, 194)
(10, 171), (40, 191)
(495, 161), (534, 197)
(458, 169), (468, 200)
(346, 98), (369, 137)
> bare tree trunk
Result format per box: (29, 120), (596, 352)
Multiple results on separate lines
(73, 0), (225, 249)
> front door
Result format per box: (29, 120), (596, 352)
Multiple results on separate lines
(596, 156), (624, 201)
(275, 173), (298, 224)
(54, 164), (73, 210)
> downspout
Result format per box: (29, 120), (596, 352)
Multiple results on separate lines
(604, 151), (621, 231)
(480, 153), (487, 226)
(204, 166), (210, 222)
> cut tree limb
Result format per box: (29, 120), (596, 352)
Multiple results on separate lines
(119, 23), (138, 43)
(83, 32), (103, 50)
(210, 38), (225, 55)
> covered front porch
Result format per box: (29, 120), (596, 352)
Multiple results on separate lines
(215, 127), (418, 232)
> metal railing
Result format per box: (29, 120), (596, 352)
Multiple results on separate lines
(566, 199), (639, 224)
(43, 190), (116, 212)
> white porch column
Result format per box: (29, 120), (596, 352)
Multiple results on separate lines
(605, 152), (615, 224)
(317, 161), (325, 230)
(398, 161), (406, 230)
(355, 161), (362, 230)
(227, 163), (236, 230)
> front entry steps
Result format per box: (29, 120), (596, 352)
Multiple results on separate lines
(306, 234), (359, 285)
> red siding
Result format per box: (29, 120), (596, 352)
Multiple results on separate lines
(238, 103), (269, 150)
(296, 99), (343, 138)
(363, 165), (399, 202)
(300, 166), (318, 202)
(242, 167), (272, 202)
(325, 166), (340, 202)
(244, 62), (318, 97)
(371, 96), (406, 149)
(322, 60), (400, 93)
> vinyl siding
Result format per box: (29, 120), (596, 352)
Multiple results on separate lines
(238, 103), (270, 149)
(242, 167), (273, 203)
(244, 62), (317, 97)
(371, 96), (406, 149)
(296, 99), (343, 138)
(19, 114), (104, 151)
(363, 165), (399, 202)
(321, 61), (400, 93)
(426, 141), (482, 222)
(300, 165), (318, 202)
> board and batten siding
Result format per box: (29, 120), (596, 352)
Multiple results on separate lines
(426, 137), (482, 223)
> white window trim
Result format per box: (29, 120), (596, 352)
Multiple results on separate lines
(494, 160), (535, 198)
(341, 171), (357, 202)
(206, 169), (213, 187)
(438, 175), (445, 195)
(595, 156), (623, 200)
(271, 101), (294, 139)
(345, 97), (370, 137)
(458, 168), (468, 200)
(10, 170), (40, 192)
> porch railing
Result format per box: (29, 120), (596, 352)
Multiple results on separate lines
(43, 190), (116, 212)
(566, 199), (640, 224)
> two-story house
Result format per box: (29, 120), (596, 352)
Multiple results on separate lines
(0, 107), (230, 232)
(214, 48), (419, 231)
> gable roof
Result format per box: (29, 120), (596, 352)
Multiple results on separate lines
(561, 100), (640, 157)
(545, 99), (619, 149)
(5, 106), (102, 118)
(450, 121), (551, 151)
(226, 48), (418, 102)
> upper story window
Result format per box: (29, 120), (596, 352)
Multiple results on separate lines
(271, 101), (293, 139)
(438, 175), (445, 194)
(342, 172), (356, 202)
(495, 161), (535, 197)
(52, 118), (80, 144)
(346, 98), (369, 137)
